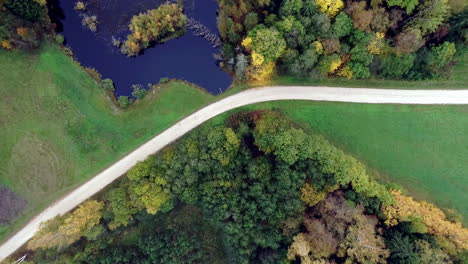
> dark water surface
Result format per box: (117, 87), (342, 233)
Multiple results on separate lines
(55, 0), (232, 96)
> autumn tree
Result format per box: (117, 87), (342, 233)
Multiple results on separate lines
(315, 0), (344, 17)
(382, 190), (468, 250)
(394, 29), (424, 54)
(371, 7), (391, 32)
(28, 200), (104, 250)
(346, 1), (373, 32)
(122, 4), (187, 56)
(288, 192), (389, 263)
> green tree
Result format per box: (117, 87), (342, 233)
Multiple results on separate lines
(106, 185), (138, 229)
(332, 12), (353, 38)
(386, 0), (419, 13)
(244, 12), (259, 31)
(406, 0), (450, 35)
(387, 232), (419, 264)
(349, 45), (373, 79)
(248, 25), (287, 62)
(6, 0), (43, 22)
(235, 53), (248, 80)
(138, 228), (208, 264)
(280, 0), (304, 17)
(381, 54), (416, 79)
(426, 42), (456, 69)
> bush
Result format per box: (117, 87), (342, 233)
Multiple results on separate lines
(118, 96), (130, 109)
(101, 78), (115, 92)
(55, 34), (64, 45)
(131, 84), (148, 100)
(81, 15), (98, 32)
(159, 77), (169, 84)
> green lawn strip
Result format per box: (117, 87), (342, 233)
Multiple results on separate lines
(0, 44), (213, 241)
(204, 102), (468, 225)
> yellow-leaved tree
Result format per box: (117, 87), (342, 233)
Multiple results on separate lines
(382, 190), (468, 250)
(34, 0), (46, 6)
(28, 200), (104, 250)
(315, 0), (344, 17)
(368, 32), (386, 55)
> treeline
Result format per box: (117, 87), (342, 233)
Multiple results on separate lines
(19, 110), (468, 264)
(120, 4), (187, 56)
(0, 0), (52, 51)
(218, 0), (467, 84)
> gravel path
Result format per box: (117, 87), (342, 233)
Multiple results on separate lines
(1, 86), (468, 260)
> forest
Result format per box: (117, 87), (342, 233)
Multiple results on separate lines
(218, 0), (467, 83)
(17, 110), (468, 264)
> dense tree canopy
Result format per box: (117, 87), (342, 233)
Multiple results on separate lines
(217, 0), (463, 83)
(5, 0), (43, 22)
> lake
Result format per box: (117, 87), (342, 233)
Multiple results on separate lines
(50, 0), (232, 96)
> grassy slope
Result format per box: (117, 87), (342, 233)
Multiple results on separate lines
(0, 44), (213, 240)
(0, 43), (466, 242)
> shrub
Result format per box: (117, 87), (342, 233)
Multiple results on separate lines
(55, 34), (64, 45)
(81, 15), (98, 32)
(74, 1), (85, 11)
(101, 78), (115, 92)
(131, 84), (148, 100)
(118, 96), (130, 109)
(159, 77), (169, 83)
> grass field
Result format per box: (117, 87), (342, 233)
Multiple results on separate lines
(0, 43), (466, 243)
(0, 44), (214, 241)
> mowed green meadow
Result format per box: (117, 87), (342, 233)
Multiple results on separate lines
(0, 44), (214, 240)
(0, 43), (466, 242)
